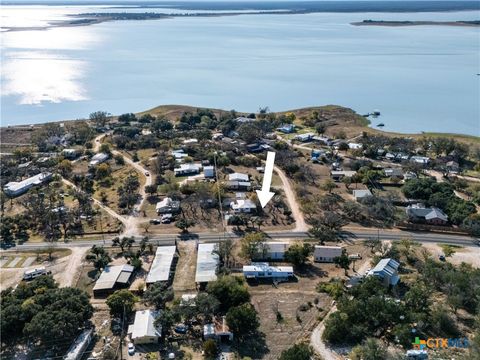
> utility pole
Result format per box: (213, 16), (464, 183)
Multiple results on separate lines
(120, 303), (126, 360)
(213, 152), (226, 240)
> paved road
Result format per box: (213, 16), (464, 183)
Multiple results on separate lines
(9, 228), (476, 250)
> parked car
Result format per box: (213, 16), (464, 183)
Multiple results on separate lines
(149, 219), (161, 225)
(127, 343), (135, 355)
(439, 255), (446, 262)
(348, 253), (362, 260)
(145, 171), (150, 176)
(174, 324), (188, 334)
(161, 213), (173, 224)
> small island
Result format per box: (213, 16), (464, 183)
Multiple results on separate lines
(352, 19), (480, 27)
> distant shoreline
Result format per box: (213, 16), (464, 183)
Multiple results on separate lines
(352, 19), (480, 27)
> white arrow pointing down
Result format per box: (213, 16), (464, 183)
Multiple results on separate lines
(256, 151), (276, 208)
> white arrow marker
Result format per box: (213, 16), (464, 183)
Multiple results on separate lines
(256, 151), (276, 208)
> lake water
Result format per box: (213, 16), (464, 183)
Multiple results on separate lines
(1, 5), (479, 135)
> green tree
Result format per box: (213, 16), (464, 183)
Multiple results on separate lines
(58, 159), (73, 177)
(106, 289), (136, 317)
(279, 343), (313, 360)
(226, 303), (259, 340)
(175, 218), (195, 233)
(350, 338), (388, 360)
(89, 111), (108, 127)
(111, 236), (135, 254)
(321, 179), (337, 193)
(86, 245), (111, 273)
(440, 244), (457, 258)
(203, 339), (218, 359)
(143, 282), (174, 310)
(333, 249), (351, 276)
(240, 232), (267, 260)
(284, 243), (312, 267)
(207, 275), (250, 312)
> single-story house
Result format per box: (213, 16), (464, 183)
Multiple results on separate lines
(353, 189), (372, 202)
(195, 243), (219, 285)
(89, 152), (109, 167)
(146, 246), (177, 284)
(295, 133), (315, 142)
(243, 262), (294, 280)
(18, 161), (32, 169)
(156, 198), (180, 214)
(406, 204), (448, 225)
(255, 242), (290, 260)
(64, 329), (93, 360)
(171, 150), (188, 161)
(410, 156), (430, 165)
(3, 172), (53, 197)
(246, 143), (264, 153)
(128, 309), (161, 345)
(367, 258), (400, 287)
(277, 124), (295, 134)
(446, 161), (460, 173)
(174, 163), (202, 176)
(235, 116), (255, 124)
(62, 148), (78, 159)
(230, 199), (257, 213)
(404, 171), (417, 180)
(312, 136), (332, 146)
(226, 181), (251, 191)
(204, 166), (215, 178)
(183, 138), (198, 145)
(384, 168), (404, 178)
(348, 143), (362, 150)
(93, 264), (134, 296)
(385, 153), (396, 161)
(228, 172), (249, 182)
(330, 170), (357, 181)
(313, 246), (343, 263)
(204, 317), (233, 342)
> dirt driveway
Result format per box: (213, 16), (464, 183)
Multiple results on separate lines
(422, 243), (480, 268)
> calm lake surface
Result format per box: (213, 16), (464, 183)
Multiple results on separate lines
(1, 6), (479, 135)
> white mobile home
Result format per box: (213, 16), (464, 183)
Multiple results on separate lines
(243, 262), (293, 280)
(3, 172), (52, 197)
(195, 243), (219, 284)
(314, 246), (343, 263)
(89, 152), (109, 167)
(146, 246), (177, 284)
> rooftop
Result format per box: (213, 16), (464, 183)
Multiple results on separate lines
(93, 264), (134, 291)
(129, 309), (161, 340)
(146, 246), (176, 283)
(195, 243), (219, 283)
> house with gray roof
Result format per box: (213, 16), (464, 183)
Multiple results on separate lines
(406, 204), (448, 225)
(367, 258), (400, 287)
(3, 172), (52, 197)
(93, 264), (134, 296)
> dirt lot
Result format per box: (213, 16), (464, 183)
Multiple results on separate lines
(422, 243), (480, 268)
(172, 241), (197, 294)
(0, 248), (79, 290)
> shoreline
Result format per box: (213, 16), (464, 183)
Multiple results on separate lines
(1, 104), (478, 142)
(2, 7), (480, 32)
(351, 20), (480, 27)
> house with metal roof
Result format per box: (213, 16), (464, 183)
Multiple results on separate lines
(146, 246), (177, 284)
(330, 170), (357, 181)
(313, 246), (343, 263)
(353, 189), (373, 202)
(3, 172), (52, 197)
(277, 124), (295, 134)
(88, 152), (109, 167)
(230, 199), (257, 213)
(203, 316), (233, 342)
(243, 262), (293, 281)
(254, 242), (290, 260)
(295, 133), (315, 142)
(156, 197), (180, 214)
(367, 258), (400, 286)
(195, 243), (219, 285)
(406, 204), (448, 225)
(128, 309), (161, 344)
(93, 264), (134, 296)
(174, 163), (202, 176)
(228, 172), (249, 182)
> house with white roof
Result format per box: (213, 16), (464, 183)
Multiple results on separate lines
(146, 246), (177, 284)
(255, 242), (290, 260)
(348, 143), (362, 150)
(410, 156), (430, 166)
(62, 148), (78, 159)
(313, 246), (343, 263)
(353, 189), (373, 202)
(384, 168), (404, 178)
(230, 199), (257, 213)
(93, 264), (134, 296)
(156, 198), (180, 214)
(367, 258), (400, 287)
(330, 170), (357, 181)
(174, 163), (202, 176)
(3, 172), (52, 197)
(128, 309), (161, 344)
(295, 133), (315, 142)
(243, 262), (293, 281)
(195, 243), (219, 285)
(235, 116), (255, 123)
(228, 172), (249, 182)
(89, 152), (109, 167)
